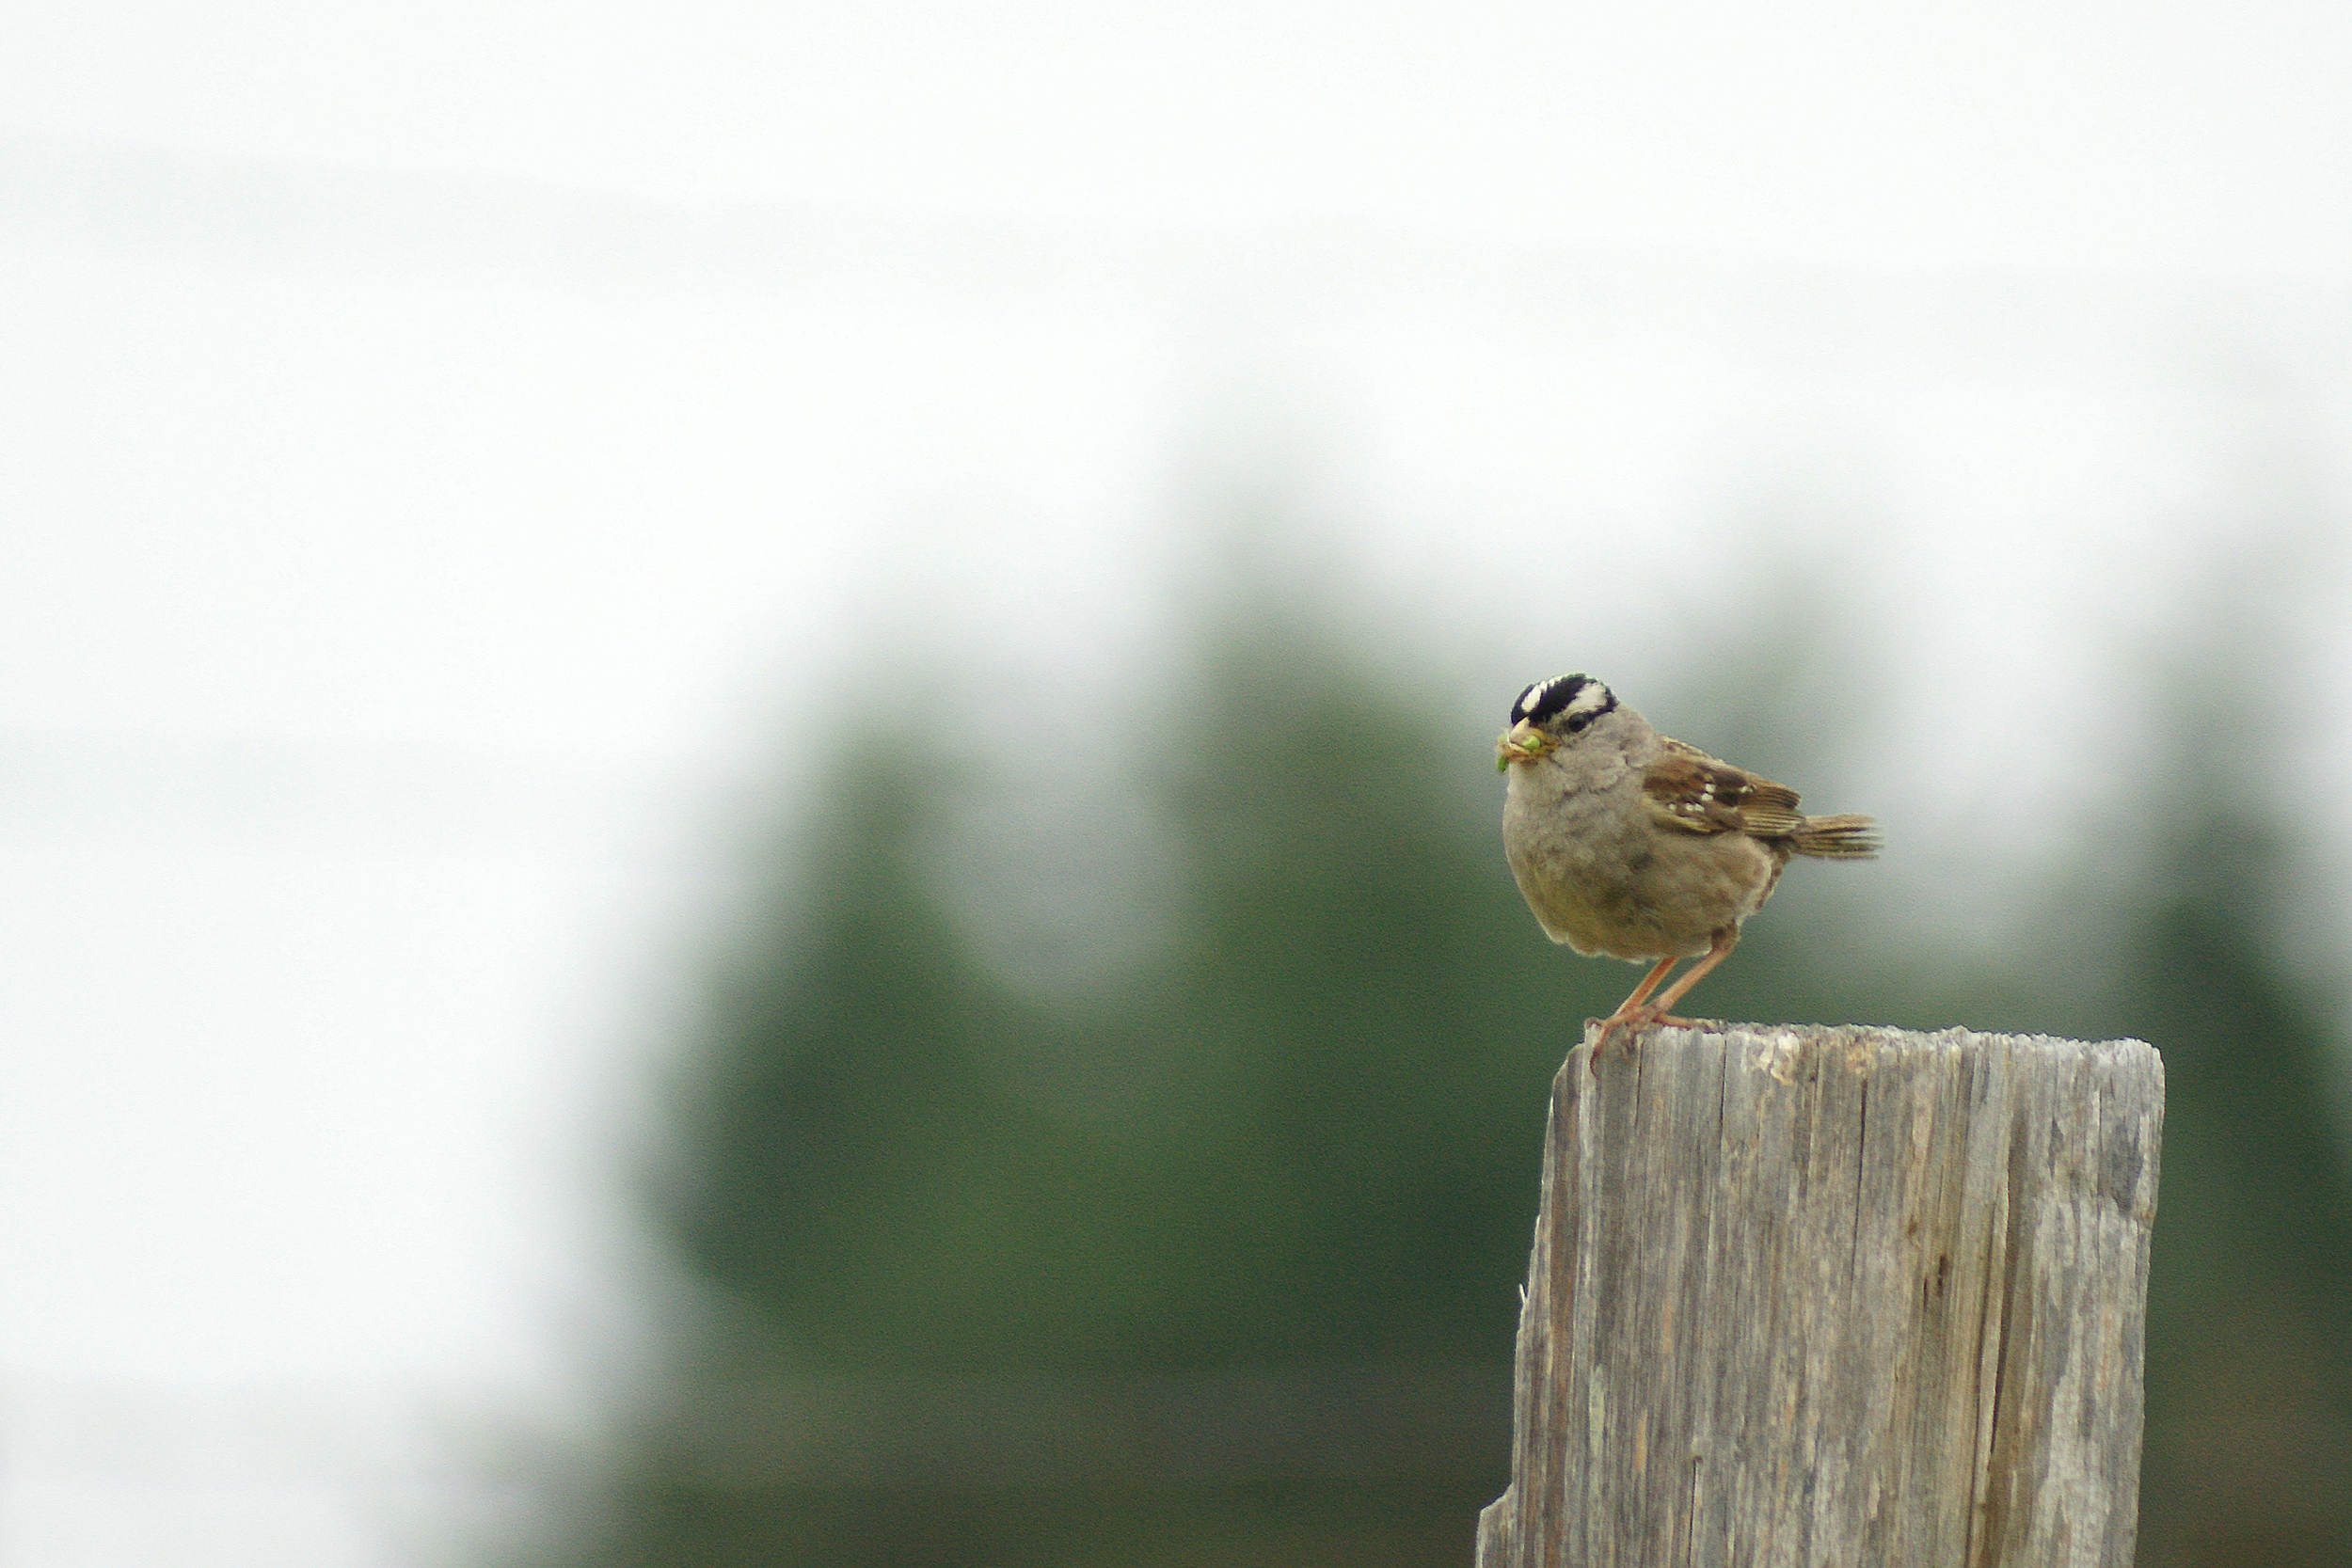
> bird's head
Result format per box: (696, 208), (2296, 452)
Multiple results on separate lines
(1496, 673), (1618, 770)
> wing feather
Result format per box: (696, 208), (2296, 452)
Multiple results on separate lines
(1641, 741), (1805, 838)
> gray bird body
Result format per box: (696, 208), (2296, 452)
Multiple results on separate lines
(1502, 701), (1783, 963)
(1497, 672), (1877, 1058)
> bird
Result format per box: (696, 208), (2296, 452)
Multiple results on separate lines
(1496, 673), (1878, 1069)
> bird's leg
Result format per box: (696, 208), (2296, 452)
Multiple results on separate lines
(1613, 954), (1680, 1018)
(1587, 931), (1744, 1073)
(1590, 955), (1681, 1069)
(1634, 927), (1739, 1030)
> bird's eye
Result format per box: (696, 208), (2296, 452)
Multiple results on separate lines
(1565, 713), (1592, 734)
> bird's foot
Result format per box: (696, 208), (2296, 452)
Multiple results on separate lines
(1586, 1009), (1645, 1073)
(1586, 1007), (1706, 1073)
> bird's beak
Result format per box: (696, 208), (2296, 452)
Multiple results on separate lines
(1496, 719), (1548, 771)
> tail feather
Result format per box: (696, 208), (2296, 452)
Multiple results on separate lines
(1789, 813), (1880, 859)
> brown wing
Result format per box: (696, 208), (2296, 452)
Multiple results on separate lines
(1640, 738), (1806, 839)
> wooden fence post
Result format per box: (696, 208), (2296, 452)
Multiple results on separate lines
(1474, 1025), (2163, 1568)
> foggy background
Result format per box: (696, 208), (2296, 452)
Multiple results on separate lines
(5, 2), (2351, 1563)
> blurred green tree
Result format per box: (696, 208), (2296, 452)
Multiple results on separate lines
(517, 605), (2351, 1568)
(2078, 763), (2352, 1565)
(536, 610), (1629, 1568)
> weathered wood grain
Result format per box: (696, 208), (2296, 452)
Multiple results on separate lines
(1474, 1025), (2162, 1568)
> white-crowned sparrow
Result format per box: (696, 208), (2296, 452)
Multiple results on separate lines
(1497, 673), (1878, 1067)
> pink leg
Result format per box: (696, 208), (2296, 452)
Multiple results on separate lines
(1589, 955), (1680, 1071)
(1641, 928), (1739, 1026)
(1588, 930), (1740, 1072)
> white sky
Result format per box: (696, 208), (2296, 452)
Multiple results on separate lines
(10, 0), (2352, 270)
(4, 2), (2351, 1560)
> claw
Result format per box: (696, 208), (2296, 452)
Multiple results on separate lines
(1586, 1006), (1650, 1073)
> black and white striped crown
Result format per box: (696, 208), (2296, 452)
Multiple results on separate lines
(1509, 673), (1617, 730)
